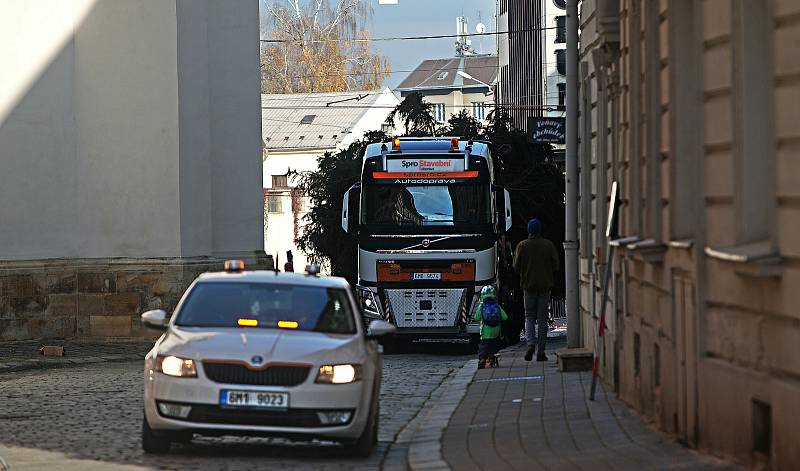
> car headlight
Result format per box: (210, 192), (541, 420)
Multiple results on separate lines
(358, 288), (381, 317)
(316, 364), (362, 384)
(156, 355), (197, 377)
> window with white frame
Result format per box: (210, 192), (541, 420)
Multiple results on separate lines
(266, 193), (282, 213)
(432, 103), (446, 123)
(272, 174), (289, 188)
(472, 102), (486, 121)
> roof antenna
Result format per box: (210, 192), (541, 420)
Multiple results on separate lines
(476, 12), (486, 55)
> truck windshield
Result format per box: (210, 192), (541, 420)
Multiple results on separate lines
(362, 184), (491, 227)
(175, 282), (356, 334)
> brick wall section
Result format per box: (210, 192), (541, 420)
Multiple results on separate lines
(0, 256), (272, 340)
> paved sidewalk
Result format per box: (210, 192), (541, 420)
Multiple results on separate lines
(0, 339), (152, 374)
(441, 342), (741, 471)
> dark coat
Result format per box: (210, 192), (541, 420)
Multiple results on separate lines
(513, 234), (559, 295)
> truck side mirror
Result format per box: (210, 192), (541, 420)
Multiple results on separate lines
(341, 183), (361, 234)
(494, 187), (513, 234)
(504, 189), (512, 232)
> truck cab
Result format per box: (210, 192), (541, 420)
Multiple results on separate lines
(341, 137), (512, 348)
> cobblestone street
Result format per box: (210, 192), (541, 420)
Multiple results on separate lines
(0, 344), (472, 470)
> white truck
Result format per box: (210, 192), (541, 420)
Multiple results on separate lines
(341, 137), (513, 349)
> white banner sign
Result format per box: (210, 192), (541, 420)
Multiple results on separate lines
(385, 158), (465, 173)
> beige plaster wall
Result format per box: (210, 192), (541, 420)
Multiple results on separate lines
(577, 0), (800, 468)
(0, 0), (265, 261)
(0, 0), (182, 259)
(0, 0), (270, 340)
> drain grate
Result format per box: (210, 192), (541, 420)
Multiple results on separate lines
(475, 375), (543, 383)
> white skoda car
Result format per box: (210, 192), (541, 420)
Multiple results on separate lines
(140, 261), (395, 456)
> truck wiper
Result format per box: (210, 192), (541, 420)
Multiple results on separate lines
(399, 236), (454, 251)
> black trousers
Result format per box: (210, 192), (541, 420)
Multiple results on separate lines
(478, 338), (502, 359)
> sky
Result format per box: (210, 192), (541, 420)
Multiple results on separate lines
(260, 0), (497, 90)
(369, 0), (497, 89)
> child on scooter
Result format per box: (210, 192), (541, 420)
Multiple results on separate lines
(473, 285), (508, 368)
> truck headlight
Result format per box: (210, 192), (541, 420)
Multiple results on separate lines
(156, 355), (197, 377)
(358, 288), (381, 318)
(316, 364), (362, 384)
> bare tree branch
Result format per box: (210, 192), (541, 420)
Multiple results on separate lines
(261, 0), (390, 94)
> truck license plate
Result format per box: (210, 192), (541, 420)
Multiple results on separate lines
(220, 390), (289, 409)
(412, 272), (441, 280)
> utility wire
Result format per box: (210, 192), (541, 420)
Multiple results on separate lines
(260, 62), (559, 81)
(261, 88), (561, 102)
(260, 27), (557, 44)
(261, 104), (562, 110)
(262, 117), (348, 129)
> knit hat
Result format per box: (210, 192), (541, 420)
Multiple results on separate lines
(527, 218), (542, 234)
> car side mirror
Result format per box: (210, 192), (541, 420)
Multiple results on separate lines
(366, 319), (396, 338)
(141, 309), (168, 330)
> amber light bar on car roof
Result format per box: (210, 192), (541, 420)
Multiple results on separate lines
(224, 259), (245, 272)
(278, 320), (299, 329)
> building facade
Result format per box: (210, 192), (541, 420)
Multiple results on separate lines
(262, 90), (399, 272)
(395, 56), (497, 126)
(496, 0), (545, 129)
(0, 0), (270, 340)
(577, 0), (800, 468)
(543, 0), (567, 117)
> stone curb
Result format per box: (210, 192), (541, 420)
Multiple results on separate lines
(400, 359), (479, 471)
(0, 354), (145, 375)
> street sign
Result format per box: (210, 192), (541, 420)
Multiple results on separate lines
(527, 117), (566, 144)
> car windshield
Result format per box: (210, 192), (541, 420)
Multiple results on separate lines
(175, 282), (356, 334)
(362, 184), (491, 227)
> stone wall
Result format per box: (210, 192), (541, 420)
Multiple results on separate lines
(0, 255), (272, 340)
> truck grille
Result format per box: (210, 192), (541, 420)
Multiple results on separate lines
(202, 363), (310, 386)
(384, 288), (467, 328)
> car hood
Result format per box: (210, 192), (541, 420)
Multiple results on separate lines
(157, 327), (365, 365)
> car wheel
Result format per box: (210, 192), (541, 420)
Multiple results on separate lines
(141, 415), (171, 454)
(343, 392), (378, 457)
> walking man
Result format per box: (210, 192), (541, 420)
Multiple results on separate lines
(284, 250), (294, 273)
(513, 218), (559, 361)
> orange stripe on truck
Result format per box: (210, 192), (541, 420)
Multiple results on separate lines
(372, 171), (479, 179)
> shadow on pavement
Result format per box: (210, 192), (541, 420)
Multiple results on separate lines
(381, 338), (476, 356)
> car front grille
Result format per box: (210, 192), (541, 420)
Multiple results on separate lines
(202, 363), (310, 386)
(158, 402), (354, 428)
